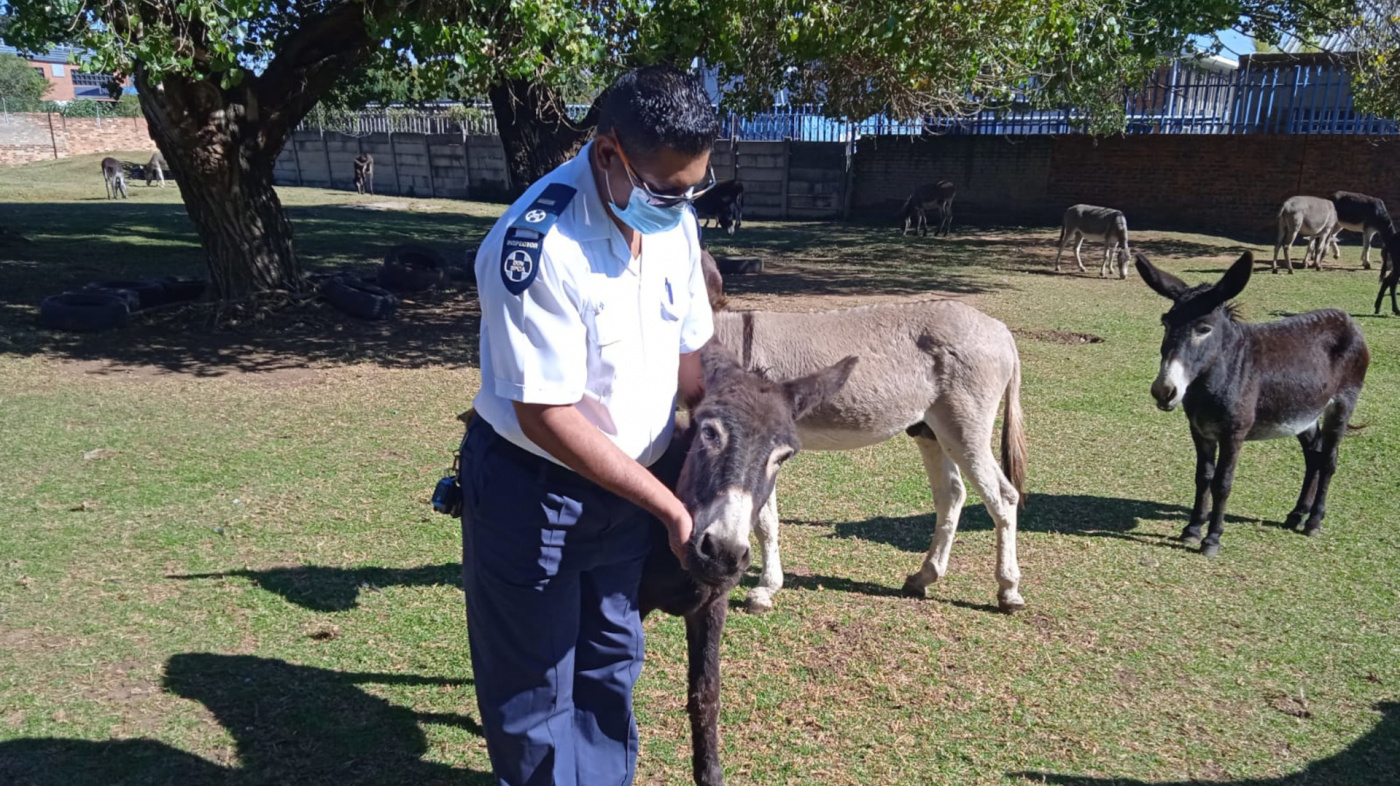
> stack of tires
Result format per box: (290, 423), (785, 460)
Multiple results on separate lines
(320, 244), (453, 321)
(39, 277), (208, 332)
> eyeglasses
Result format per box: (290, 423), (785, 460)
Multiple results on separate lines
(613, 138), (717, 208)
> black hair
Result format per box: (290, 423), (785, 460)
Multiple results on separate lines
(597, 65), (718, 158)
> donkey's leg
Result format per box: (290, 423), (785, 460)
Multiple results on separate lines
(1282, 228), (1300, 274)
(1303, 397), (1355, 536)
(1100, 242), (1112, 277)
(902, 434), (966, 598)
(1362, 227), (1375, 269)
(745, 490), (783, 614)
(929, 409), (1024, 612)
(1200, 431), (1246, 557)
(1073, 236), (1088, 273)
(1054, 228), (1069, 271)
(1181, 427), (1217, 545)
(1287, 425), (1323, 531)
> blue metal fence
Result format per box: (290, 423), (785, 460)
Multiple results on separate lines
(715, 62), (1399, 140)
(307, 62), (1397, 141)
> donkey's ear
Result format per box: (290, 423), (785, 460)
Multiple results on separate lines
(699, 339), (740, 386)
(1212, 251), (1254, 302)
(1135, 253), (1189, 300)
(783, 356), (857, 421)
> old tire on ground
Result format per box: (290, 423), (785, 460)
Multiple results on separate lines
(715, 256), (764, 275)
(322, 275), (398, 320)
(84, 279), (167, 310)
(378, 244), (448, 292)
(158, 277), (208, 304)
(40, 291), (130, 332)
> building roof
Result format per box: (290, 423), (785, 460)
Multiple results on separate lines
(0, 43), (83, 64)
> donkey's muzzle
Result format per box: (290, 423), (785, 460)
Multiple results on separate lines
(1151, 380), (1178, 411)
(689, 531), (751, 587)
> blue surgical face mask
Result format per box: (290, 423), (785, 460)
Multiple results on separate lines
(605, 168), (688, 235)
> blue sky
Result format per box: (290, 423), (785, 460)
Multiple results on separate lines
(1200, 28), (1257, 59)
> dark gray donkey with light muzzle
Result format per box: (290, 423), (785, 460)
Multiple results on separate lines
(1137, 251), (1369, 556)
(641, 340), (855, 786)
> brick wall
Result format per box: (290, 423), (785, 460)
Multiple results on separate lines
(852, 134), (1400, 236)
(0, 112), (156, 165)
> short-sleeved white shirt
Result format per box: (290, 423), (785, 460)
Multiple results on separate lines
(472, 141), (714, 468)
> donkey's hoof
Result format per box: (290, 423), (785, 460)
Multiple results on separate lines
(1284, 511), (1307, 530)
(1200, 542), (1221, 557)
(1178, 533), (1202, 549)
(1303, 522), (1323, 537)
(997, 593), (1027, 614)
(744, 590), (775, 614)
(901, 576), (930, 598)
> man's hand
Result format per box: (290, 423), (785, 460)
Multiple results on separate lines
(663, 505), (693, 568)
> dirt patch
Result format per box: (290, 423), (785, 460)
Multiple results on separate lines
(1017, 328), (1105, 345)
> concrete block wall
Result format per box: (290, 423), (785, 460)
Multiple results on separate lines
(272, 130), (512, 199)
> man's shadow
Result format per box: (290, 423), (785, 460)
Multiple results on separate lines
(0, 653), (492, 786)
(1011, 701), (1399, 786)
(170, 563), (462, 612)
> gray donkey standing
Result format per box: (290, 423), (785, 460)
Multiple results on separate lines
(101, 157), (128, 200)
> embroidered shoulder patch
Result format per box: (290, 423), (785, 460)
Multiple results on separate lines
(500, 183), (577, 295)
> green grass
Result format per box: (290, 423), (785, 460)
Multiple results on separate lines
(1, 154), (1398, 785)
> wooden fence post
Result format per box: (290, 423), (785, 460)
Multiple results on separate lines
(387, 110), (403, 196)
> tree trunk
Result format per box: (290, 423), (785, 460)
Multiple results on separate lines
(488, 79), (598, 192)
(136, 70), (301, 299)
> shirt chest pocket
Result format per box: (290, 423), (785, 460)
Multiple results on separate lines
(584, 303), (630, 403)
(659, 280), (688, 323)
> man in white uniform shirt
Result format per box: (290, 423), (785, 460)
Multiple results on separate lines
(461, 66), (718, 786)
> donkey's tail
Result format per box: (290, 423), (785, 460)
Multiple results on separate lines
(1000, 350), (1028, 509)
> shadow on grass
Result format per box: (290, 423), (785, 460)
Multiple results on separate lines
(0, 652), (489, 786)
(0, 202), (492, 374)
(1011, 701), (1399, 786)
(170, 562), (462, 612)
(789, 493), (1263, 554)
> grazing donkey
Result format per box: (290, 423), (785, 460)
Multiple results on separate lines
(146, 151), (166, 187)
(1330, 190), (1393, 269)
(353, 153), (374, 195)
(1274, 195), (1339, 273)
(1137, 251), (1369, 556)
(711, 301), (1028, 613)
(900, 180), (956, 237)
(1055, 204), (1131, 278)
(693, 179), (745, 236)
(100, 157), (128, 200)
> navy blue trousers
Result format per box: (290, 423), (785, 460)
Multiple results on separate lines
(460, 418), (652, 786)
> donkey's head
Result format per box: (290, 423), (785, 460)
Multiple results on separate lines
(1136, 251), (1252, 411)
(677, 342), (857, 586)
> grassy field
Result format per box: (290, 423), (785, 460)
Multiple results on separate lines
(1, 153), (1397, 785)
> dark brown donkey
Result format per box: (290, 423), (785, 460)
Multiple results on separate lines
(900, 180), (956, 237)
(1137, 251), (1369, 556)
(462, 342), (854, 786)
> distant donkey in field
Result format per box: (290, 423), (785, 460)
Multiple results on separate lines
(1329, 190), (1393, 269)
(900, 180), (956, 237)
(146, 151), (166, 187)
(101, 157), (128, 200)
(1274, 195), (1338, 273)
(354, 153), (374, 195)
(1137, 251), (1369, 556)
(1054, 204), (1130, 278)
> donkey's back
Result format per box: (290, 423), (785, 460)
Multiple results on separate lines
(715, 300), (1017, 450)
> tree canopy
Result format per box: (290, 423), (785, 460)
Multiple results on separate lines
(0, 50), (49, 108)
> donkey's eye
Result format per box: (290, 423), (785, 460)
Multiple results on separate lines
(700, 422), (723, 445)
(774, 448), (794, 465)
(1193, 325), (1213, 337)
